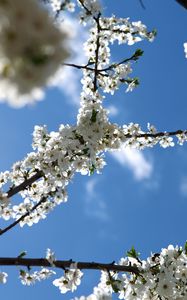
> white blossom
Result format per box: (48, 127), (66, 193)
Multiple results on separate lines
(184, 42), (187, 58)
(0, 0), (69, 107)
(159, 136), (175, 148)
(53, 263), (83, 293)
(46, 248), (56, 266)
(20, 268), (55, 286)
(94, 245), (187, 300)
(0, 271), (8, 284)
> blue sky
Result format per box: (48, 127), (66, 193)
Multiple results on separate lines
(0, 0), (187, 299)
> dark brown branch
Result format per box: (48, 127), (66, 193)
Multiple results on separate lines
(125, 129), (186, 139)
(7, 170), (43, 198)
(176, 0), (187, 9)
(93, 14), (101, 91)
(78, 0), (99, 23)
(0, 257), (139, 274)
(0, 129), (185, 237)
(99, 52), (142, 74)
(62, 62), (94, 71)
(4, 130), (186, 200)
(0, 197), (47, 236)
(4, 130), (187, 201)
(63, 52), (136, 73)
(77, 0), (102, 92)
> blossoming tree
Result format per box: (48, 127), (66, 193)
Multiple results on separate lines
(0, 0), (187, 299)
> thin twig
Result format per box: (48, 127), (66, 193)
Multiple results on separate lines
(99, 54), (140, 73)
(93, 13), (101, 91)
(125, 129), (186, 139)
(139, 0), (146, 9)
(0, 197), (47, 236)
(62, 62), (94, 71)
(4, 130), (187, 201)
(78, 0), (99, 22)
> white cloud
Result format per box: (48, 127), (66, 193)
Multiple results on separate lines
(106, 105), (119, 117)
(50, 66), (81, 105)
(85, 178), (97, 196)
(84, 178), (109, 222)
(111, 147), (153, 181)
(180, 177), (187, 196)
(49, 15), (88, 105)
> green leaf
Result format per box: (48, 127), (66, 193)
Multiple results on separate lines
(18, 251), (27, 258)
(89, 164), (95, 175)
(184, 241), (187, 255)
(90, 109), (98, 123)
(126, 246), (140, 259)
(132, 77), (140, 86)
(19, 269), (26, 276)
(152, 29), (157, 37)
(133, 49), (144, 60)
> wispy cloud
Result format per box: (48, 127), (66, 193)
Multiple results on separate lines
(179, 176), (187, 196)
(111, 147), (153, 181)
(106, 105), (119, 117)
(84, 178), (109, 222)
(49, 15), (88, 105)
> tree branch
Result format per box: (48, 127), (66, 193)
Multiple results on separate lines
(93, 13), (101, 92)
(3, 130), (187, 201)
(176, 0), (187, 9)
(0, 197), (47, 236)
(0, 257), (139, 274)
(7, 170), (43, 198)
(62, 62), (96, 71)
(125, 129), (186, 139)
(139, 0), (146, 9)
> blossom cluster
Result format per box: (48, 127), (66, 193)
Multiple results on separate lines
(82, 16), (155, 95)
(53, 263), (83, 293)
(74, 286), (112, 300)
(1, 109), (186, 226)
(0, 0), (69, 107)
(0, 3), (185, 227)
(75, 245), (187, 300)
(77, 0), (102, 24)
(1, 245), (187, 298)
(0, 2), (158, 226)
(0, 0), (186, 299)
(0, 244), (187, 299)
(49, 0), (75, 13)
(20, 268), (56, 286)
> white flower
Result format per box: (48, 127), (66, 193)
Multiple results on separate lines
(156, 274), (175, 298)
(50, 0), (61, 12)
(92, 286), (112, 300)
(159, 136), (174, 148)
(20, 271), (37, 286)
(184, 42), (187, 58)
(53, 264), (83, 294)
(46, 248), (56, 266)
(72, 286), (112, 300)
(20, 268), (55, 285)
(35, 268), (56, 280)
(0, 271), (8, 284)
